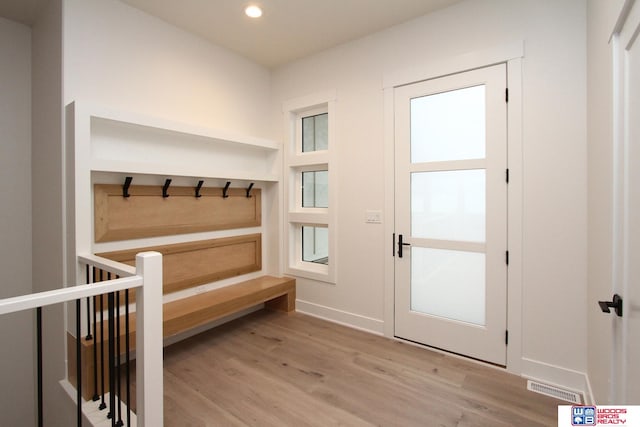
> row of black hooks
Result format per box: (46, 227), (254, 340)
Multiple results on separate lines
(122, 176), (254, 199)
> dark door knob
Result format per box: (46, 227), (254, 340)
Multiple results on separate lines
(598, 294), (623, 317)
(397, 234), (411, 258)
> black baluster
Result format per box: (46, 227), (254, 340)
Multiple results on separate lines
(125, 289), (131, 427)
(99, 271), (106, 410)
(37, 307), (43, 427)
(85, 305), (92, 340)
(85, 266), (92, 340)
(107, 292), (116, 427)
(92, 267), (99, 401)
(115, 290), (123, 426)
(76, 299), (82, 426)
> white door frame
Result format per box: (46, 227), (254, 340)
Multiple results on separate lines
(611, 0), (640, 403)
(383, 41), (524, 373)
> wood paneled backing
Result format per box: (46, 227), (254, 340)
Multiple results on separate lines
(94, 184), (261, 242)
(96, 234), (262, 295)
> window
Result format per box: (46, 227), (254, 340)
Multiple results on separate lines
(302, 225), (329, 264)
(283, 91), (337, 282)
(302, 170), (328, 208)
(302, 113), (328, 152)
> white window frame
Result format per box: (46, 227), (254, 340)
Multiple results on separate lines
(282, 90), (337, 283)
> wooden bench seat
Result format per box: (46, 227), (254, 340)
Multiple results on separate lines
(69, 275), (295, 399)
(164, 275), (295, 337)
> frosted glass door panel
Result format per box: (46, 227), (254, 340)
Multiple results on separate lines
(411, 170), (485, 242)
(411, 85), (485, 163)
(411, 248), (485, 326)
(395, 63), (507, 365)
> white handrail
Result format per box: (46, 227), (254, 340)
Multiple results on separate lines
(0, 276), (142, 316)
(0, 251), (164, 427)
(0, 253), (141, 316)
(78, 253), (137, 277)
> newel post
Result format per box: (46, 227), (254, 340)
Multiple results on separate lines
(135, 251), (163, 427)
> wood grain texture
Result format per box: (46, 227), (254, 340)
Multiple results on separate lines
(97, 234), (262, 294)
(163, 275), (295, 338)
(70, 276), (295, 400)
(94, 184), (261, 242)
(155, 310), (562, 427)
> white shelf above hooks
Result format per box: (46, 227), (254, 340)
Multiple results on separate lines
(68, 101), (281, 182)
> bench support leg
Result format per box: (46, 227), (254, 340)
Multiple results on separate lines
(265, 290), (296, 313)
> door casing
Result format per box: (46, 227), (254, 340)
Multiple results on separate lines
(392, 63), (508, 366)
(611, 0), (640, 404)
(383, 42), (524, 373)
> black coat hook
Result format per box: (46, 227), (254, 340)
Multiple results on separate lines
(195, 180), (204, 198)
(162, 179), (172, 198)
(246, 183), (254, 198)
(122, 176), (133, 198)
(222, 181), (231, 198)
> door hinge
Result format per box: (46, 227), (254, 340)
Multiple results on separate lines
(505, 88), (509, 103)
(506, 168), (510, 183)
(506, 250), (509, 265)
(505, 330), (509, 345)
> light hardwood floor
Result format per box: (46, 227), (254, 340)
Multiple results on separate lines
(132, 309), (563, 426)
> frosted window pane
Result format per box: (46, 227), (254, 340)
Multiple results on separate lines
(412, 170), (485, 242)
(411, 248), (485, 326)
(302, 170), (328, 208)
(302, 113), (328, 152)
(302, 226), (328, 264)
(411, 85), (485, 163)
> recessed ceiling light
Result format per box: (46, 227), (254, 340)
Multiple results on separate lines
(245, 5), (263, 18)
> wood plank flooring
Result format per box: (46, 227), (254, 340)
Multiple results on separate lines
(131, 310), (563, 426)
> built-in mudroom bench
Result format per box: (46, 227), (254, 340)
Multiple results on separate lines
(65, 102), (293, 403)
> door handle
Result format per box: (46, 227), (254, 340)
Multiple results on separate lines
(598, 294), (623, 317)
(398, 234), (411, 258)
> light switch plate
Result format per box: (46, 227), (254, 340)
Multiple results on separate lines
(365, 210), (382, 224)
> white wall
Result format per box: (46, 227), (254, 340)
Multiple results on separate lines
(32, 0), (76, 425)
(586, 0), (625, 404)
(60, 0), (591, 398)
(0, 15), (34, 427)
(271, 0), (588, 389)
(64, 0), (272, 138)
(61, 5), (282, 404)
(63, 0), (278, 280)
(7, 0), (605, 420)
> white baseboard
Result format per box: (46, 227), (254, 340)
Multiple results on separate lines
(295, 299), (385, 336)
(521, 357), (592, 403)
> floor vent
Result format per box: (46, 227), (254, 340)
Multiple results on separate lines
(527, 380), (582, 404)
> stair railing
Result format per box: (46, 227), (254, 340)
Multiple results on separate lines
(0, 251), (163, 427)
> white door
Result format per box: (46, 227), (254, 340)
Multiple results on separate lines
(394, 64), (508, 365)
(612, 0), (640, 404)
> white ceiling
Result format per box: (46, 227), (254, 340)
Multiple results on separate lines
(0, 0), (462, 68)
